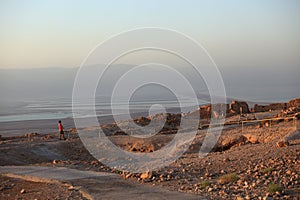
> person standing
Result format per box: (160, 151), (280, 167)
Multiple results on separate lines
(58, 120), (65, 140)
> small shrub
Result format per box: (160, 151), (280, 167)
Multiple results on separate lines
(218, 173), (239, 184)
(268, 183), (283, 194)
(201, 180), (211, 188)
(114, 169), (123, 174)
(262, 167), (274, 174)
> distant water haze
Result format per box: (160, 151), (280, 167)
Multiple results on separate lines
(0, 64), (299, 123)
(0, 65), (299, 101)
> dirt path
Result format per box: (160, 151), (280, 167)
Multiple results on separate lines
(0, 166), (202, 200)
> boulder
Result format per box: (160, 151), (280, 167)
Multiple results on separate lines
(254, 104), (268, 112)
(126, 142), (157, 153)
(199, 105), (212, 119)
(24, 132), (39, 137)
(44, 134), (53, 140)
(192, 103), (229, 119)
(230, 100), (249, 114)
(275, 130), (300, 148)
(243, 134), (259, 144)
(254, 103), (287, 112)
(288, 97), (300, 108)
(214, 135), (248, 151)
(284, 130), (300, 142)
(140, 171), (152, 179)
(276, 140), (289, 148)
(269, 103), (287, 110)
(134, 116), (150, 126)
(69, 128), (77, 133)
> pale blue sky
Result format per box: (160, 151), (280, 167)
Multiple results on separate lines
(0, 0), (299, 69)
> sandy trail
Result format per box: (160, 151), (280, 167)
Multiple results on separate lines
(0, 166), (201, 200)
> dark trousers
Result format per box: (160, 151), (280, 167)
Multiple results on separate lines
(59, 130), (65, 140)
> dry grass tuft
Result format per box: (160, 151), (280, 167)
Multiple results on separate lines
(201, 180), (211, 188)
(218, 173), (239, 184)
(268, 183), (283, 194)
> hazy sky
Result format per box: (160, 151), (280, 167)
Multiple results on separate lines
(0, 0), (299, 70)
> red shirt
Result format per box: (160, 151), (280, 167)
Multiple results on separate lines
(58, 123), (63, 131)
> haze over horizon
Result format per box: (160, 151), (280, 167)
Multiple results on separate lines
(0, 0), (299, 104)
(0, 64), (299, 104)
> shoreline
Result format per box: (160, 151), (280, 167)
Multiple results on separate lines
(1, 96), (299, 137)
(0, 109), (181, 137)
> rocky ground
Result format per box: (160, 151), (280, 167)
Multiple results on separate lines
(0, 116), (299, 199)
(140, 138), (299, 200)
(116, 121), (300, 200)
(0, 175), (87, 200)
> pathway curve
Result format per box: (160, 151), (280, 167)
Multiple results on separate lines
(0, 166), (203, 200)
